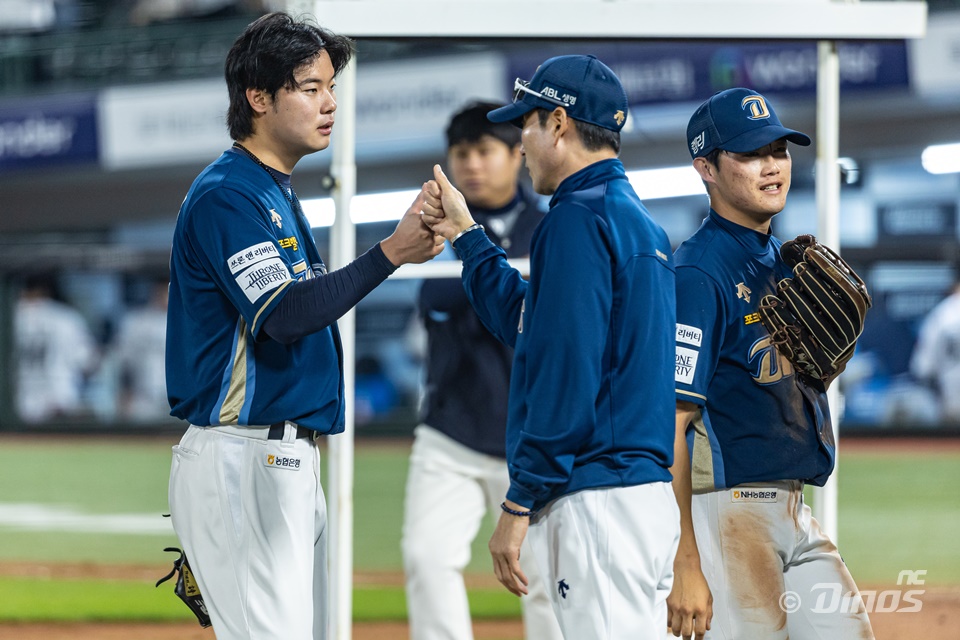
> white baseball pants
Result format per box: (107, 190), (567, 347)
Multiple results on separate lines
(528, 482), (681, 640)
(691, 480), (874, 639)
(168, 424), (327, 640)
(402, 425), (562, 640)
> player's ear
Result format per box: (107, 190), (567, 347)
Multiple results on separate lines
(246, 88), (269, 115)
(692, 157), (716, 184)
(552, 107), (570, 143)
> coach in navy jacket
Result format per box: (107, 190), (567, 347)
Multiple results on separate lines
(452, 159), (675, 508)
(422, 55), (680, 639)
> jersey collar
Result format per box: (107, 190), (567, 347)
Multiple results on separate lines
(708, 209), (777, 258)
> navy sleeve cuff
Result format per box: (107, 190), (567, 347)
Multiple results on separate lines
(371, 242), (400, 277)
(505, 485), (537, 510)
(452, 227), (496, 262)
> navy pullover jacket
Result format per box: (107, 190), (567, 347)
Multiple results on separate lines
(454, 158), (676, 510)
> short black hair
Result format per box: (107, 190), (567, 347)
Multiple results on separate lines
(446, 101), (520, 150)
(703, 148), (723, 168)
(536, 109), (620, 154)
(20, 271), (62, 302)
(225, 12), (355, 141)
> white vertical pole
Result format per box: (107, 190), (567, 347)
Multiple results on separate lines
(327, 57), (357, 640)
(814, 39), (841, 545)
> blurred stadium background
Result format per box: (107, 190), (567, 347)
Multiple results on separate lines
(1, 1), (959, 638)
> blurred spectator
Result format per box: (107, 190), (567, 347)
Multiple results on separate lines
(910, 278), (960, 424)
(126, 0), (274, 25)
(14, 273), (99, 423)
(113, 278), (169, 421)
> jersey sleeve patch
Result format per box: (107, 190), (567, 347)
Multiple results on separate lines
(226, 241), (291, 303)
(676, 346), (699, 384)
(228, 241), (280, 275)
(235, 257), (291, 303)
(676, 323), (703, 347)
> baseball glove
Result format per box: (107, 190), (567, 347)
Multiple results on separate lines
(758, 234), (872, 384)
(156, 547), (212, 628)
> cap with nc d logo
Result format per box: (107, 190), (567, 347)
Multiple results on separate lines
(686, 87), (811, 159)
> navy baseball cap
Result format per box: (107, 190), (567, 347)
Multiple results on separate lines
(686, 87), (811, 159)
(487, 55), (629, 132)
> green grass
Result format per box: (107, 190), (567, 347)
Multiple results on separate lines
(346, 443), (499, 574)
(352, 585), (519, 623)
(0, 575), (189, 622)
(820, 451), (960, 586)
(0, 439), (175, 512)
(0, 576), (519, 623)
(0, 435), (957, 622)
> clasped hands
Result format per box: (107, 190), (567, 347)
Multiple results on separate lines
(420, 164), (478, 243)
(380, 164), (476, 266)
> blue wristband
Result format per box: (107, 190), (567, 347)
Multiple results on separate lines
(500, 501), (534, 517)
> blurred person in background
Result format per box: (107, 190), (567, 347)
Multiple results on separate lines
(113, 277), (169, 421)
(14, 272), (99, 423)
(910, 276), (960, 424)
(401, 101), (560, 640)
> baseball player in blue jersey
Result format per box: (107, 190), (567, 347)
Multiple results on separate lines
(421, 55), (680, 639)
(666, 87), (874, 639)
(165, 12), (442, 639)
(402, 101), (561, 640)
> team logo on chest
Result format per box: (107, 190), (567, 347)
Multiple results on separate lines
(748, 336), (794, 384)
(270, 209), (283, 229)
(736, 282), (752, 303)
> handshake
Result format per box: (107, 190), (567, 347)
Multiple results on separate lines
(380, 164), (479, 267)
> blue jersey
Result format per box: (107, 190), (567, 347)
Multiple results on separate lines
(455, 159), (675, 510)
(673, 211), (834, 490)
(166, 149), (345, 433)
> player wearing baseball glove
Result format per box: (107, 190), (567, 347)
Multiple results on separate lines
(758, 234), (872, 386)
(668, 88), (875, 640)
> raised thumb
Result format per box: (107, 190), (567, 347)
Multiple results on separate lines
(433, 163), (453, 189)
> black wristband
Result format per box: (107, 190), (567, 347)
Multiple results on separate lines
(500, 501), (534, 517)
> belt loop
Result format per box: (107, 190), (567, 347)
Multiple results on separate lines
(268, 423), (285, 440)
